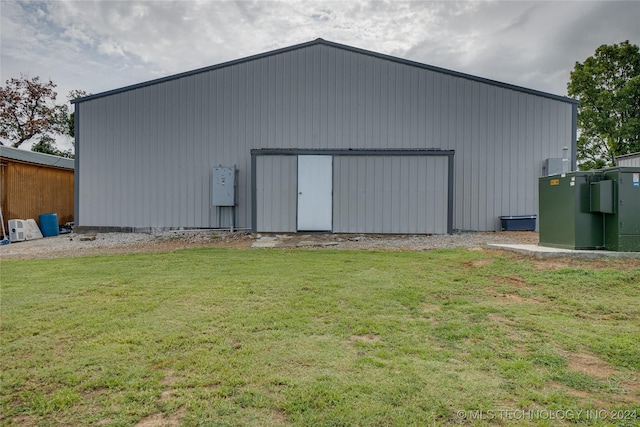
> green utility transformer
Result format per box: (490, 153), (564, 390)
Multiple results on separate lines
(539, 167), (640, 252)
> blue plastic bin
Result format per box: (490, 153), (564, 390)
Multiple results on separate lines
(500, 215), (536, 231)
(39, 213), (59, 237)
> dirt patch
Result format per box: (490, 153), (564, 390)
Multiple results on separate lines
(501, 294), (535, 303)
(84, 386), (111, 400)
(550, 352), (639, 405)
(494, 231), (539, 245)
(135, 413), (166, 427)
(160, 389), (174, 401)
(160, 370), (180, 386)
(533, 259), (576, 271)
(487, 313), (515, 324)
(158, 370), (180, 402)
(4, 415), (36, 426)
(135, 407), (185, 427)
(547, 382), (609, 407)
(493, 276), (531, 289)
(533, 257), (640, 271)
(464, 259), (493, 268)
(485, 287), (541, 304)
(270, 407), (289, 424)
(421, 303), (441, 313)
(548, 379), (638, 406)
(349, 334), (381, 343)
(422, 304), (441, 325)
(567, 353), (618, 379)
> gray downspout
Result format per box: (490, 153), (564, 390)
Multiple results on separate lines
(74, 104), (80, 228)
(251, 152), (257, 233)
(571, 102), (578, 171)
(447, 152), (454, 234)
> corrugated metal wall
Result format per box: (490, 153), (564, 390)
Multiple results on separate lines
(256, 155), (297, 232)
(617, 155), (640, 167)
(333, 156), (448, 234)
(255, 154), (448, 234)
(0, 159), (74, 230)
(78, 43), (574, 232)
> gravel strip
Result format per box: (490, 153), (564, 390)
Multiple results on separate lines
(0, 230), (243, 260)
(335, 232), (538, 250)
(0, 230), (539, 260)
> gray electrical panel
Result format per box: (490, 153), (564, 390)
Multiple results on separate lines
(543, 158), (567, 176)
(212, 167), (236, 206)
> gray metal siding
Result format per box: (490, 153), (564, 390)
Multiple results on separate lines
(617, 155), (640, 167)
(256, 156), (297, 232)
(78, 43), (574, 232)
(333, 156), (448, 234)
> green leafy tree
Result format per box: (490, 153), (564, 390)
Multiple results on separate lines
(0, 74), (68, 148)
(66, 89), (89, 139)
(31, 135), (74, 158)
(568, 41), (640, 170)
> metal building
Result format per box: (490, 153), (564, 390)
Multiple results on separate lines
(616, 152), (640, 168)
(72, 39), (577, 234)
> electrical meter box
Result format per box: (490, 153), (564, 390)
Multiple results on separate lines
(212, 167), (236, 206)
(543, 158), (565, 176)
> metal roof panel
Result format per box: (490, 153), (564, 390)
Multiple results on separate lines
(0, 146), (75, 169)
(72, 38), (578, 105)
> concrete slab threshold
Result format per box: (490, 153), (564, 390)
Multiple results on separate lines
(488, 244), (640, 259)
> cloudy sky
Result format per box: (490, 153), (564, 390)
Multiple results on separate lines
(1, 0), (639, 149)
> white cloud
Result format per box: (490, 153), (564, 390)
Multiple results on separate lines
(61, 24), (94, 46)
(2, 0), (639, 102)
(2, 0), (638, 152)
(97, 40), (126, 57)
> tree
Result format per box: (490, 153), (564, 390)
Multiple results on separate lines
(0, 74), (68, 148)
(568, 41), (640, 170)
(31, 135), (74, 158)
(66, 89), (90, 139)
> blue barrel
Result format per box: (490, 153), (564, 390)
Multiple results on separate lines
(39, 213), (59, 237)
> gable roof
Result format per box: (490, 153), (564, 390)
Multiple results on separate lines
(73, 38), (578, 105)
(0, 145), (75, 170)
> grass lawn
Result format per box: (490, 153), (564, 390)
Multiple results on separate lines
(1, 247), (639, 426)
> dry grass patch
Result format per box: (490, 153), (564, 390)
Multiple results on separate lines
(532, 257), (640, 271)
(135, 407), (185, 427)
(493, 275), (531, 289)
(568, 352), (619, 379)
(464, 258), (494, 267)
(349, 334), (381, 343)
(484, 286), (542, 304)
